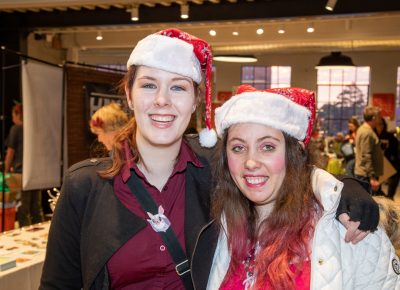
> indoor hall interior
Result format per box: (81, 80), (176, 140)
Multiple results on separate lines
(1, 1), (400, 289)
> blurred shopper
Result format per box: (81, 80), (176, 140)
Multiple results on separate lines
(376, 118), (400, 199)
(355, 106), (384, 195)
(4, 104), (44, 226)
(89, 102), (129, 151)
(342, 116), (359, 176)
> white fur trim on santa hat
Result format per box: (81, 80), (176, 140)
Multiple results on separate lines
(199, 127), (218, 148)
(127, 34), (202, 84)
(214, 91), (311, 141)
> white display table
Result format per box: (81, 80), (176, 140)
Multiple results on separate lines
(0, 222), (50, 290)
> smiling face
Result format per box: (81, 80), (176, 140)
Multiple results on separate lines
(226, 123), (286, 217)
(126, 66), (197, 148)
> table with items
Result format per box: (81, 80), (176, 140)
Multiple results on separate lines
(0, 222), (50, 290)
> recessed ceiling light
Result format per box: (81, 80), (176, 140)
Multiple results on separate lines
(209, 30), (217, 36)
(232, 31), (239, 36)
(96, 31), (103, 41)
(130, 6), (139, 21)
(256, 28), (264, 35)
(278, 27), (285, 34)
(307, 24), (314, 33)
(180, 4), (189, 19)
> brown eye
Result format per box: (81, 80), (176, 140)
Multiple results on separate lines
(262, 144), (275, 152)
(142, 83), (156, 89)
(231, 145), (245, 153)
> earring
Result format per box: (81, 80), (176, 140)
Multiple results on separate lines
(192, 106), (196, 113)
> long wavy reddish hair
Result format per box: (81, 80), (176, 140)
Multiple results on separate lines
(212, 131), (323, 290)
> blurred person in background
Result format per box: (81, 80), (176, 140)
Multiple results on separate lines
(341, 116), (359, 177)
(4, 103), (44, 227)
(355, 106), (384, 195)
(89, 102), (129, 152)
(376, 118), (400, 199)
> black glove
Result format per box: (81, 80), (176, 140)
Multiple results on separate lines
(335, 176), (379, 231)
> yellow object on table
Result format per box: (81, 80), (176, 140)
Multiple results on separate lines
(326, 157), (345, 175)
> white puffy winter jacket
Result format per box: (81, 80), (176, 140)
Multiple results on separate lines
(207, 168), (400, 290)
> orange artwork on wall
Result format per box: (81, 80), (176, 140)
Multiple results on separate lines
(372, 93), (395, 120)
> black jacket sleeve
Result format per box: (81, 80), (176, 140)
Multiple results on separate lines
(336, 176), (379, 231)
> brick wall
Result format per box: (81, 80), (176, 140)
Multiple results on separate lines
(66, 66), (123, 166)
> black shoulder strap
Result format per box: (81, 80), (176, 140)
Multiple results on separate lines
(126, 171), (194, 290)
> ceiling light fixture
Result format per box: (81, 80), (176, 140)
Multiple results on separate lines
(315, 51), (355, 69)
(256, 28), (264, 35)
(130, 5), (139, 21)
(325, 0), (337, 11)
(307, 23), (314, 33)
(214, 55), (258, 63)
(232, 31), (239, 36)
(96, 31), (103, 41)
(180, 3), (189, 19)
(209, 30), (216, 36)
(278, 26), (285, 34)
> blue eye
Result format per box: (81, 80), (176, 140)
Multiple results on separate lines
(171, 85), (186, 91)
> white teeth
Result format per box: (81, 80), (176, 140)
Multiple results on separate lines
(151, 115), (174, 122)
(245, 176), (268, 184)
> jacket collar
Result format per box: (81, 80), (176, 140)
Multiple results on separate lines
(311, 167), (343, 213)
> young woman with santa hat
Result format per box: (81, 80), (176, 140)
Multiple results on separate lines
(191, 85), (399, 290)
(40, 29), (379, 290)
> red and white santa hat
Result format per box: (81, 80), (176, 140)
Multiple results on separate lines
(127, 28), (217, 147)
(214, 85), (316, 145)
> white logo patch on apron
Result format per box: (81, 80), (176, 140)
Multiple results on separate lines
(146, 205), (171, 232)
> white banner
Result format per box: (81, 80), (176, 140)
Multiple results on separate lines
(22, 61), (63, 190)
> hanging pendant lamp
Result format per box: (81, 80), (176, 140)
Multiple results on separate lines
(315, 52), (355, 69)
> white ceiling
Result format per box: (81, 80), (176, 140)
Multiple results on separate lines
(3, 0), (400, 56)
(36, 12), (400, 56)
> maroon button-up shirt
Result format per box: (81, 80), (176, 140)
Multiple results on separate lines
(107, 140), (203, 290)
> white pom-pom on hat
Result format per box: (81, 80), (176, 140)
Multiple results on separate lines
(199, 127), (218, 148)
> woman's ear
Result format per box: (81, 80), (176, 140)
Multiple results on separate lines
(298, 141), (305, 150)
(125, 86), (134, 110)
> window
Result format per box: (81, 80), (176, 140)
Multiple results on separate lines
(241, 66), (291, 89)
(317, 67), (370, 135)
